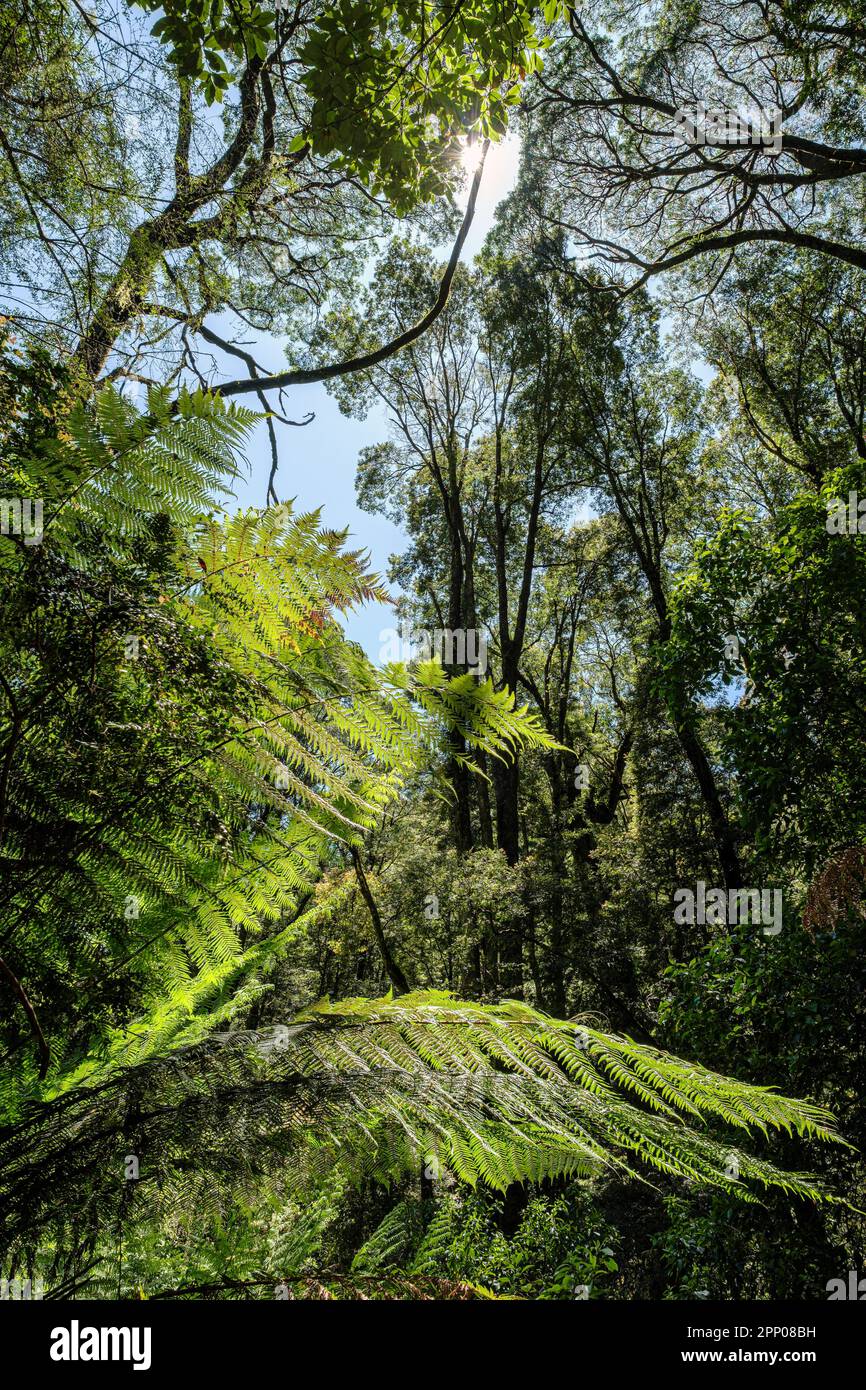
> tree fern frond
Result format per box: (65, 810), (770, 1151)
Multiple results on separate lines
(0, 992), (849, 1280)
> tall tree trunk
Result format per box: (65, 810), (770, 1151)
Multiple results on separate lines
(351, 849), (411, 995)
(606, 458), (743, 892)
(674, 722), (742, 890)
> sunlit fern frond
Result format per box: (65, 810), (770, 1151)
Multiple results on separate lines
(0, 387), (559, 1108)
(0, 993), (848, 1284)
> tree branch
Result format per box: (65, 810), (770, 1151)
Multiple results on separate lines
(210, 143), (490, 400)
(351, 847), (411, 995)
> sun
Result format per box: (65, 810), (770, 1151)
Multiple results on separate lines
(459, 134), (485, 177)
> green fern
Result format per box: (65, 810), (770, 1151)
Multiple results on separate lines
(0, 991), (849, 1283)
(0, 384), (557, 1114)
(351, 1197), (427, 1273)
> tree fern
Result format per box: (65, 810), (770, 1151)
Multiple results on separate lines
(0, 382), (556, 1110)
(0, 991), (849, 1286)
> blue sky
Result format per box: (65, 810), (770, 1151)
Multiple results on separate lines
(231, 138), (523, 659)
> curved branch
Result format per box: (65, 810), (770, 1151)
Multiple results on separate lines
(210, 143), (490, 400)
(572, 225), (866, 292)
